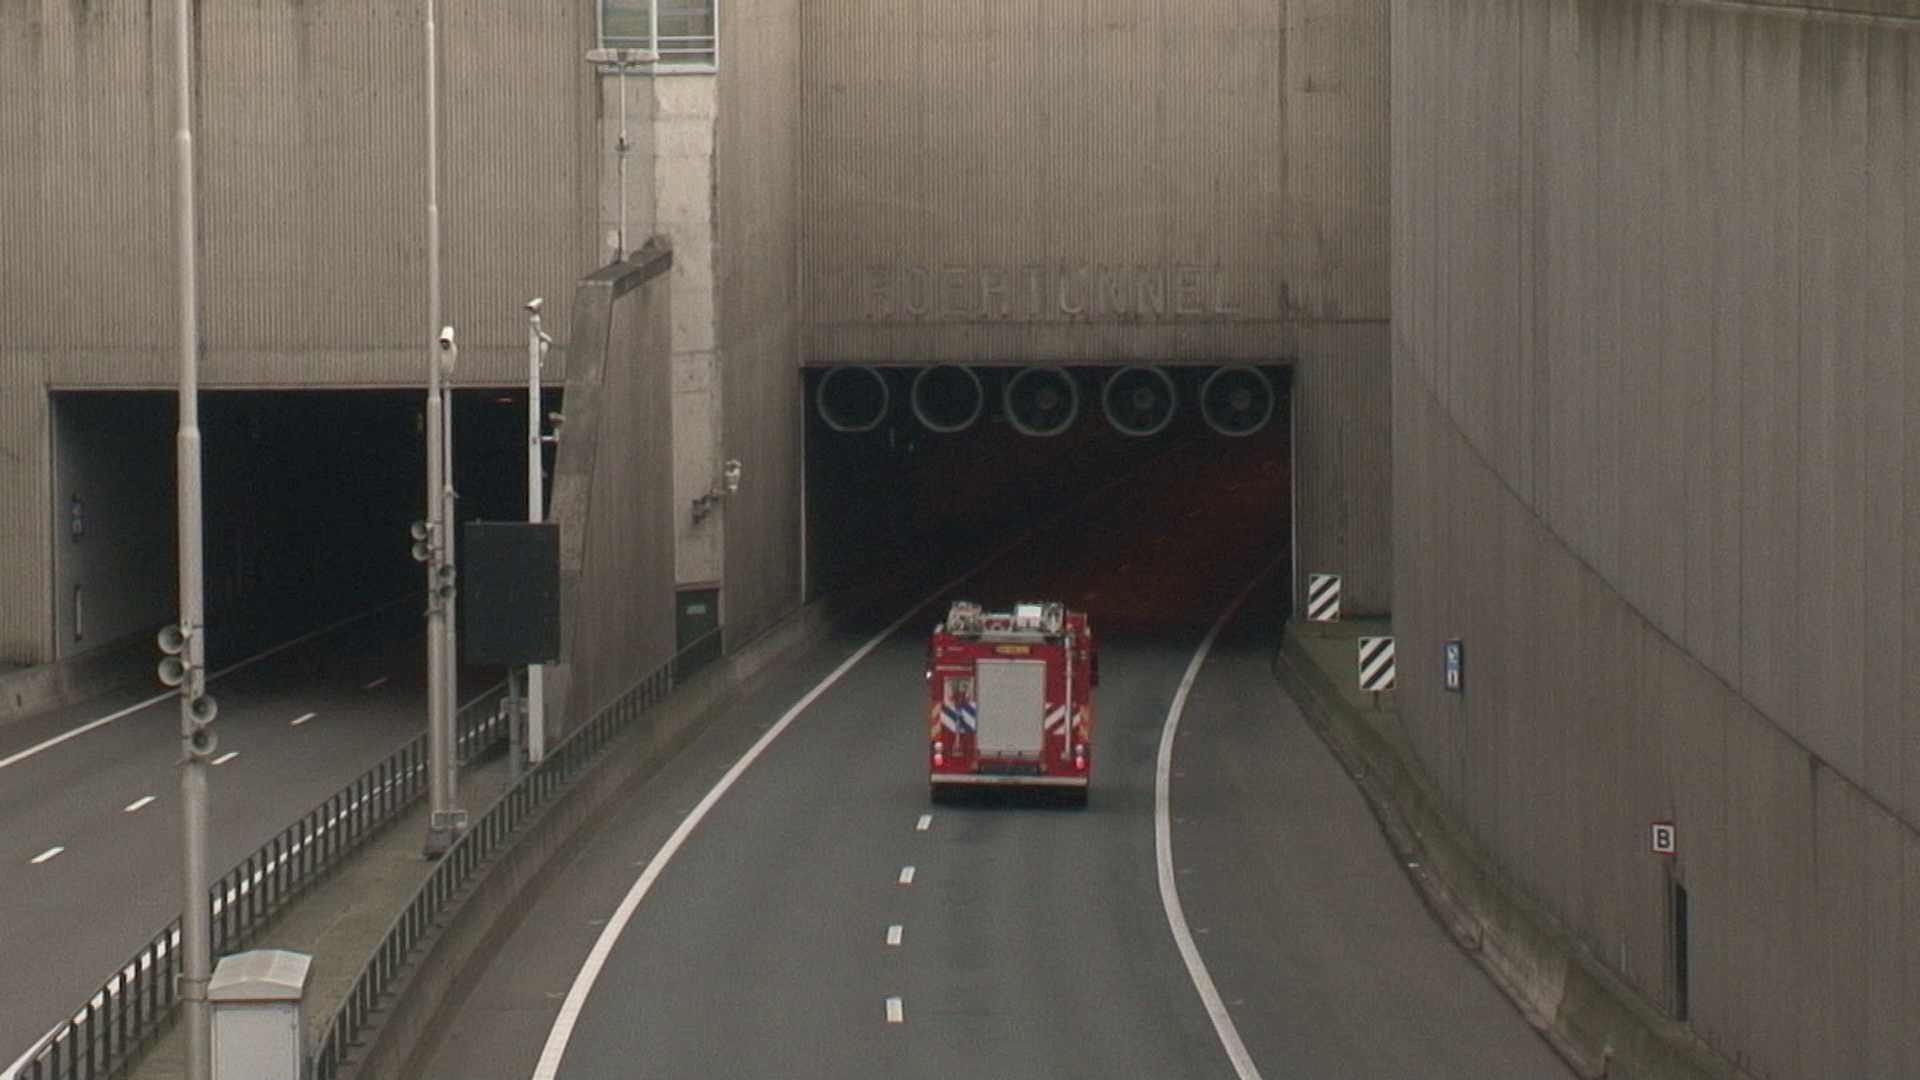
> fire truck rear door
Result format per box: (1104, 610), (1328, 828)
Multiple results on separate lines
(975, 658), (1047, 757)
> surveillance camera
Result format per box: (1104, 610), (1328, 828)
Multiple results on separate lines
(437, 326), (456, 350)
(525, 297), (544, 314)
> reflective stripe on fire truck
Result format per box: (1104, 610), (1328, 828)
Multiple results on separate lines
(1043, 704), (1069, 734)
(940, 699), (978, 733)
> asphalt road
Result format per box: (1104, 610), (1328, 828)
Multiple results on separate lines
(407, 438), (1574, 1080)
(0, 619), (449, 1067)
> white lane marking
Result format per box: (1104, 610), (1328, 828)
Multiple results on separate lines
(885, 996), (905, 1024)
(914, 814), (932, 832)
(361, 676), (389, 690)
(886, 925), (904, 946)
(529, 614), (917, 1080)
(0, 694), (169, 773)
(1155, 562), (1279, 1080)
(290, 712), (318, 726)
(0, 602), (406, 775)
(123, 796), (157, 814)
(29, 846), (66, 865)
(212, 751), (240, 766)
(897, 865), (916, 885)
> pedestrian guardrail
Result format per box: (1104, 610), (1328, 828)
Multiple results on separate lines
(9, 683), (511, 1080)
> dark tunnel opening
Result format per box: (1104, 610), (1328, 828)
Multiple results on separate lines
(803, 365), (1293, 616)
(56, 388), (554, 668)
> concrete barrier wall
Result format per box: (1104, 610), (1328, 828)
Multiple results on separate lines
(1393, 1), (1920, 1074)
(547, 248), (680, 735)
(0, 632), (150, 729)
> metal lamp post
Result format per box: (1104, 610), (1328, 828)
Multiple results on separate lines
(524, 299), (553, 766)
(422, 0), (464, 856)
(168, 0), (215, 1074)
(583, 47), (657, 261)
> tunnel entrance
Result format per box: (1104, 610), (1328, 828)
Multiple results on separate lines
(803, 364), (1292, 607)
(50, 387), (554, 666)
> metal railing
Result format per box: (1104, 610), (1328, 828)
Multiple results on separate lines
(311, 633), (720, 1080)
(600, 0), (717, 68)
(11, 683), (511, 1080)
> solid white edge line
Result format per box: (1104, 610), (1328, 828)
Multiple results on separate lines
(1155, 562), (1280, 1080)
(0, 693), (171, 773)
(528, 615), (911, 1080)
(0, 600), (405, 776)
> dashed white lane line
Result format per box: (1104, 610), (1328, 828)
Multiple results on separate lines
(361, 676), (389, 691)
(212, 751), (240, 766)
(885, 997), (905, 1024)
(290, 712), (317, 727)
(897, 866), (916, 885)
(886, 925), (904, 946)
(124, 796), (157, 814)
(915, 814), (932, 832)
(29, 847), (65, 866)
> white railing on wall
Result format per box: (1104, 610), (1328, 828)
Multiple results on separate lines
(599, 0), (717, 70)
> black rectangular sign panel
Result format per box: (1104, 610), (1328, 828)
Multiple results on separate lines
(460, 522), (560, 666)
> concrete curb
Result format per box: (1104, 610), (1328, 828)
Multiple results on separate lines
(1274, 620), (1749, 1080)
(0, 633), (149, 728)
(336, 601), (835, 1080)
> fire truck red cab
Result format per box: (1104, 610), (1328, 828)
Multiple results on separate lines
(927, 600), (1097, 805)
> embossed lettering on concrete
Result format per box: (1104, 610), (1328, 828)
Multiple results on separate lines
(864, 264), (1242, 320)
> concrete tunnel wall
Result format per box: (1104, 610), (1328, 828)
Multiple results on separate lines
(1393, 1), (1920, 1075)
(0, 0), (600, 665)
(795, 0), (1395, 616)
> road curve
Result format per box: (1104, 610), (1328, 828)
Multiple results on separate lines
(409, 437), (1572, 1080)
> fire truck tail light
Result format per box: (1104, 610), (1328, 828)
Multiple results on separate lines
(1072, 743), (1087, 771)
(932, 740), (946, 767)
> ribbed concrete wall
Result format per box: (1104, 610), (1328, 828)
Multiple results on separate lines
(715, 0), (805, 642)
(1394, 1), (1920, 1074)
(0, 0), (594, 383)
(797, 0), (1388, 366)
(0, 374), (49, 661)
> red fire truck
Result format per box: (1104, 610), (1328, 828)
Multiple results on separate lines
(927, 600), (1097, 805)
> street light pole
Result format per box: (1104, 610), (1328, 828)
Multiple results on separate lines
(170, 0), (214, 1074)
(423, 0), (464, 856)
(525, 299), (552, 765)
(583, 48), (656, 262)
